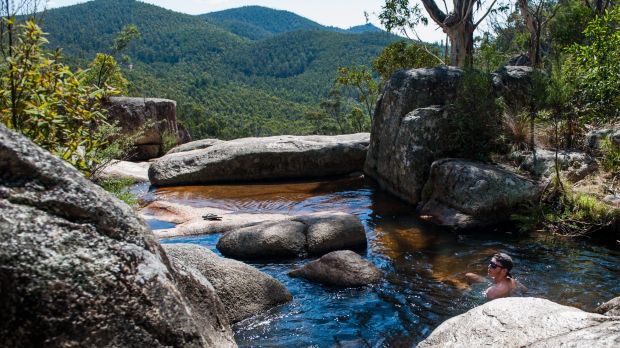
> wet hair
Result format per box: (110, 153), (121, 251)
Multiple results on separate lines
(493, 252), (513, 278)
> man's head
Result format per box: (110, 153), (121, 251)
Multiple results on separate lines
(488, 252), (513, 278)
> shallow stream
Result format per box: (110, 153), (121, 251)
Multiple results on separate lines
(139, 176), (620, 347)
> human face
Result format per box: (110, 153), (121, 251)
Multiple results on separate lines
(487, 257), (504, 277)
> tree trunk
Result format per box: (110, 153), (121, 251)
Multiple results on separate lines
(446, 22), (475, 68)
(518, 0), (542, 67)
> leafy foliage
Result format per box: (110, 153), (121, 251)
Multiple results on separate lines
(335, 65), (378, 123)
(0, 20), (109, 173)
(372, 40), (440, 81)
(447, 70), (502, 160)
(567, 8), (620, 122)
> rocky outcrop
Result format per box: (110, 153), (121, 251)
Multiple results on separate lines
(289, 250), (382, 287)
(0, 124), (234, 347)
(418, 297), (620, 347)
(513, 149), (597, 182)
(597, 296), (620, 317)
(97, 160), (150, 182)
(149, 133), (369, 186)
(365, 67), (463, 205)
(586, 128), (620, 151)
(166, 138), (224, 155)
(492, 65), (535, 110)
(163, 244), (292, 323)
(419, 159), (541, 229)
(105, 97), (189, 161)
(217, 212), (367, 259)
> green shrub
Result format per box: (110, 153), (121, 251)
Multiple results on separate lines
(97, 178), (139, 207)
(447, 70), (502, 161)
(601, 136), (620, 172)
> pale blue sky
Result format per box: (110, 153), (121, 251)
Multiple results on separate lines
(45, 0), (449, 43)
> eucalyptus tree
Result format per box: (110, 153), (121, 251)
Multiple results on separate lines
(516, 0), (561, 67)
(380, 0), (505, 67)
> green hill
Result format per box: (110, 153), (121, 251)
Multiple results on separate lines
(201, 6), (324, 40)
(37, 0), (398, 139)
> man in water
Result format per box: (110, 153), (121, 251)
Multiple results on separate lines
(465, 252), (526, 300)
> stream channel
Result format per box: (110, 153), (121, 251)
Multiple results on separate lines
(135, 176), (620, 347)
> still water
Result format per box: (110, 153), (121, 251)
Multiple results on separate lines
(147, 176), (620, 347)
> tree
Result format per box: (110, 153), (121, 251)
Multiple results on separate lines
(380, 0), (503, 67)
(516, 0), (561, 67)
(90, 24), (140, 90)
(335, 66), (378, 124)
(372, 40), (440, 80)
(0, 20), (109, 173)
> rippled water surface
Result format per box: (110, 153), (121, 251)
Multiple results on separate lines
(153, 177), (620, 347)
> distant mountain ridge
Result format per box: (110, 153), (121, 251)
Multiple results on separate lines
(38, 0), (399, 139)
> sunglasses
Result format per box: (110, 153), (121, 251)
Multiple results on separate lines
(489, 261), (504, 269)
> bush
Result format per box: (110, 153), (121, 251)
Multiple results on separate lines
(447, 70), (502, 160)
(601, 136), (620, 173)
(97, 178), (139, 207)
(0, 20), (111, 174)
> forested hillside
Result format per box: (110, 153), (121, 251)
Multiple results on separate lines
(37, 0), (399, 139)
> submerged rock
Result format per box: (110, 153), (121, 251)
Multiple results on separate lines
(163, 244), (292, 323)
(149, 133), (369, 186)
(217, 212), (367, 259)
(289, 250), (382, 287)
(418, 297), (620, 347)
(419, 159), (541, 229)
(0, 124), (234, 347)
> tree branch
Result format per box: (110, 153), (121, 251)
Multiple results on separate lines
(475, 0), (499, 28)
(420, 0), (448, 28)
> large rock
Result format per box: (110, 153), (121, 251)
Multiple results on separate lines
(365, 67), (463, 205)
(419, 159), (541, 228)
(0, 125), (234, 347)
(149, 133), (369, 186)
(104, 96), (189, 160)
(597, 296), (620, 317)
(163, 244), (292, 323)
(418, 297), (620, 347)
(217, 213), (367, 259)
(96, 160), (150, 182)
(293, 213), (367, 255)
(492, 65), (536, 110)
(166, 138), (224, 155)
(217, 221), (307, 259)
(289, 250), (382, 287)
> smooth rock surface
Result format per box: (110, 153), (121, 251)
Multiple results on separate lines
(289, 250), (382, 287)
(166, 138), (224, 154)
(419, 159), (541, 228)
(217, 213), (367, 259)
(149, 133), (369, 186)
(0, 125), (234, 347)
(597, 296), (620, 316)
(365, 67), (462, 205)
(97, 160), (150, 182)
(163, 244), (292, 323)
(217, 221), (307, 259)
(294, 213), (367, 255)
(418, 297), (620, 347)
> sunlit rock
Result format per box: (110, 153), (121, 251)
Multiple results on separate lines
(164, 244), (292, 323)
(418, 297), (620, 347)
(289, 250), (382, 287)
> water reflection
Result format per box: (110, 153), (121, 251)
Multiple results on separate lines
(157, 177), (620, 347)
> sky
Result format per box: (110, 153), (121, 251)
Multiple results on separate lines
(45, 0), (448, 43)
